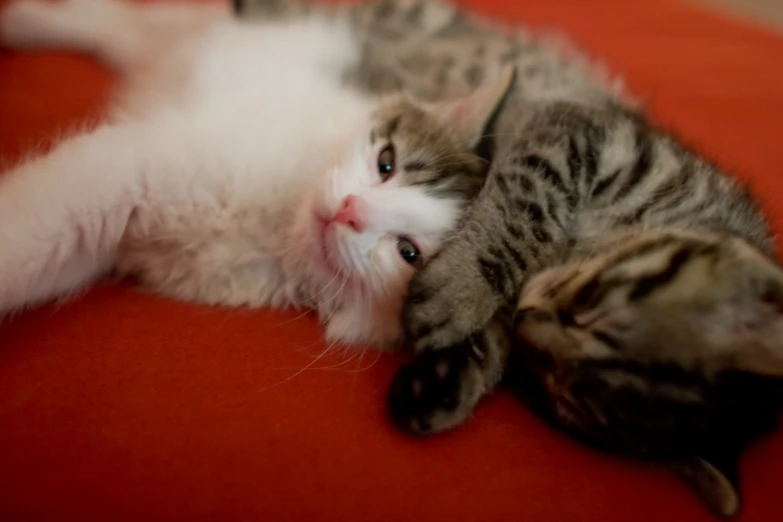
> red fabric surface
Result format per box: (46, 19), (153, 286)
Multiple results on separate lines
(2, 1), (783, 520)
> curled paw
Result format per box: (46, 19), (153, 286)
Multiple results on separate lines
(388, 342), (485, 435)
(403, 251), (501, 353)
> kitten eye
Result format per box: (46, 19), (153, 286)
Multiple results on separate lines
(396, 237), (420, 266)
(377, 144), (396, 181)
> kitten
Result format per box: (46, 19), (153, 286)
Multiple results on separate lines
(510, 229), (783, 518)
(356, 2), (783, 518)
(0, 0), (515, 348)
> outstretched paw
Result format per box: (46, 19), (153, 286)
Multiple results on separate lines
(388, 339), (488, 435)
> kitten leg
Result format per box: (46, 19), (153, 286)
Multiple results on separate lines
(388, 129), (579, 433)
(0, 122), (157, 314)
(0, 0), (227, 70)
(388, 315), (512, 433)
(404, 138), (574, 352)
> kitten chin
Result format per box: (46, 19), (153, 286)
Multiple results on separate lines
(283, 191), (403, 349)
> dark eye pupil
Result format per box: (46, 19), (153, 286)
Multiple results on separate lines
(397, 238), (419, 265)
(378, 145), (395, 181)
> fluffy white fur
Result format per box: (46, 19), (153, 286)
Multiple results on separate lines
(0, 0), (464, 348)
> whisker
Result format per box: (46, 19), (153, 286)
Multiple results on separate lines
(349, 349), (383, 373)
(310, 271), (341, 301)
(270, 306), (317, 329)
(322, 278), (347, 309)
(248, 342), (334, 395)
(311, 348), (364, 371)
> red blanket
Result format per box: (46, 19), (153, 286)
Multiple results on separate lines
(2, 1), (782, 520)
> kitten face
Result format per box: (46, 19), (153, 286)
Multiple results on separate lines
(293, 67), (515, 347)
(511, 229), (783, 517)
(307, 97), (487, 289)
(292, 96), (489, 348)
(515, 230), (783, 375)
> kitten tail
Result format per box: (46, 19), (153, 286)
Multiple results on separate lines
(670, 455), (740, 518)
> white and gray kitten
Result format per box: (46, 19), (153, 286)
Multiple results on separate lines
(0, 0), (516, 347)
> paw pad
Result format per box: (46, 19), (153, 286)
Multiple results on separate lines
(388, 347), (472, 435)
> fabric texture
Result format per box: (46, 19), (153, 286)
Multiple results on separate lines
(1, 0), (782, 520)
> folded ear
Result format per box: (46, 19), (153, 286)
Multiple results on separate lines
(675, 239), (783, 378)
(415, 65), (516, 149)
(711, 268), (783, 378)
(670, 453), (741, 518)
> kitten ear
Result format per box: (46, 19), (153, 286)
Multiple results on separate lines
(690, 246), (783, 377)
(722, 273), (783, 377)
(417, 65), (516, 149)
(670, 453), (741, 518)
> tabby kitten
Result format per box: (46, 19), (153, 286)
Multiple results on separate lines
(388, 98), (783, 522)
(269, 0), (783, 518)
(509, 228), (783, 518)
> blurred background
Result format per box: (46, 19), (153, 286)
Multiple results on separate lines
(698, 0), (783, 29)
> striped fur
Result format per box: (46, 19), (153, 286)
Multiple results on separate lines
(509, 230), (783, 517)
(389, 102), (781, 517)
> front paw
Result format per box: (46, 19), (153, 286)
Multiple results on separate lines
(403, 251), (502, 353)
(388, 341), (486, 435)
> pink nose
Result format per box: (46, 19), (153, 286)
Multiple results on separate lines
(333, 195), (364, 232)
